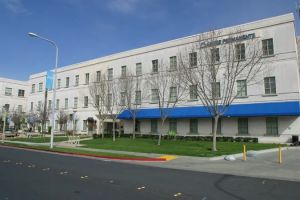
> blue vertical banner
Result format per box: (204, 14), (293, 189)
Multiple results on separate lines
(46, 70), (54, 90)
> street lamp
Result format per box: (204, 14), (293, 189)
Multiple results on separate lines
(28, 32), (58, 149)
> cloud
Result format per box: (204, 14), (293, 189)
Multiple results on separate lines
(1, 0), (29, 14)
(107, 0), (140, 14)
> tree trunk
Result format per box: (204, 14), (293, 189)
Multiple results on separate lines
(112, 120), (116, 142)
(212, 115), (219, 151)
(101, 120), (104, 139)
(157, 119), (165, 146)
(132, 117), (136, 140)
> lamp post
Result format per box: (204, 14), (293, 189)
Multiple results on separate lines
(2, 106), (7, 143)
(28, 32), (58, 149)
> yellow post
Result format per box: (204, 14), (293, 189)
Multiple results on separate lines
(243, 144), (247, 161)
(278, 145), (282, 164)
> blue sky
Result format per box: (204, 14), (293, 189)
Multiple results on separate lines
(0, 0), (299, 80)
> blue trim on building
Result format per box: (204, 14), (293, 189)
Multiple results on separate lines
(118, 101), (300, 119)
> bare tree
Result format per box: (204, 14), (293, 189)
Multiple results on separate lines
(56, 110), (68, 132)
(179, 30), (263, 151)
(11, 110), (26, 131)
(36, 102), (50, 134)
(145, 60), (186, 145)
(89, 73), (110, 139)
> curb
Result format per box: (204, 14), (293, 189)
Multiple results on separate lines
(0, 144), (167, 162)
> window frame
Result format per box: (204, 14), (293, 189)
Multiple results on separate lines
(237, 80), (247, 97)
(262, 38), (274, 56)
(264, 77), (276, 95)
(238, 118), (249, 135)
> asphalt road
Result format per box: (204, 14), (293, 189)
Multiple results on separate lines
(0, 146), (299, 200)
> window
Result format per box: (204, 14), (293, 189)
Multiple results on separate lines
(266, 117), (278, 135)
(96, 71), (101, 82)
(74, 97), (78, 109)
(262, 38), (274, 56)
(152, 59), (158, 73)
(211, 82), (221, 98)
(151, 119), (158, 133)
(136, 63), (142, 76)
(190, 119), (198, 134)
(238, 118), (248, 135)
(264, 77), (276, 95)
(237, 80), (247, 97)
(85, 73), (90, 84)
(5, 87), (12, 96)
(65, 98), (68, 109)
(212, 118), (221, 135)
(83, 120), (87, 131)
(189, 52), (197, 67)
(4, 104), (9, 111)
(56, 99), (60, 110)
(18, 89), (25, 97)
(57, 79), (61, 89)
(18, 105), (22, 113)
(169, 56), (177, 71)
(30, 102), (34, 111)
(107, 94), (112, 108)
(37, 101), (42, 111)
(211, 48), (220, 62)
(135, 120), (141, 133)
(55, 120), (58, 131)
(151, 89), (159, 103)
(84, 96), (88, 108)
(108, 68), (113, 81)
(75, 75), (79, 86)
(235, 43), (245, 60)
(95, 95), (100, 107)
(169, 87), (177, 102)
(135, 90), (141, 105)
(120, 92), (126, 106)
(38, 82), (43, 92)
(66, 77), (70, 88)
(121, 66), (127, 77)
(169, 119), (177, 132)
(31, 84), (35, 93)
(48, 100), (52, 110)
(189, 85), (197, 100)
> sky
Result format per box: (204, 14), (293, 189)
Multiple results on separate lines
(0, 0), (299, 81)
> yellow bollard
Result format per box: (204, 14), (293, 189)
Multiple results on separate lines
(278, 145), (282, 164)
(243, 144), (247, 161)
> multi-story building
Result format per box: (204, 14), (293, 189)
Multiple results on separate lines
(5, 13), (300, 143)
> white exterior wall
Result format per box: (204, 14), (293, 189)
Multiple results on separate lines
(17, 13), (300, 142)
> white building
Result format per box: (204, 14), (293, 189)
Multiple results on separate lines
(5, 13), (300, 143)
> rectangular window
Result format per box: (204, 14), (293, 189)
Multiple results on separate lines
(266, 117), (278, 136)
(5, 87), (12, 96)
(65, 98), (68, 109)
(238, 118), (248, 135)
(31, 84), (35, 93)
(169, 119), (177, 132)
(212, 118), (221, 135)
(48, 100), (52, 110)
(169, 56), (177, 71)
(135, 90), (141, 105)
(121, 66), (127, 77)
(211, 48), (220, 62)
(75, 75), (79, 86)
(152, 59), (158, 73)
(38, 82), (43, 92)
(189, 52), (197, 67)
(237, 80), (247, 97)
(96, 71), (101, 82)
(66, 77), (70, 88)
(107, 94), (112, 108)
(190, 119), (198, 134)
(85, 73), (90, 84)
(55, 120), (58, 131)
(83, 120), (87, 131)
(57, 79), (61, 89)
(56, 99), (60, 110)
(169, 87), (177, 102)
(189, 85), (197, 100)
(95, 95), (100, 107)
(18, 89), (25, 97)
(136, 63), (142, 76)
(135, 120), (141, 133)
(151, 89), (159, 103)
(74, 97), (78, 109)
(30, 102), (34, 111)
(120, 92), (126, 106)
(37, 101), (42, 111)
(4, 104), (9, 111)
(211, 82), (221, 98)
(108, 68), (113, 81)
(18, 105), (22, 113)
(262, 38), (274, 56)
(264, 77), (276, 95)
(235, 43), (245, 60)
(151, 119), (158, 133)
(84, 96), (88, 108)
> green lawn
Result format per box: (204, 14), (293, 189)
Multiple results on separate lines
(81, 137), (280, 157)
(9, 136), (69, 143)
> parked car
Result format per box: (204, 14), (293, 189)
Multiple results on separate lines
(4, 128), (17, 137)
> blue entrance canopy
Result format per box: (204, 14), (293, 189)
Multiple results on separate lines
(118, 101), (300, 119)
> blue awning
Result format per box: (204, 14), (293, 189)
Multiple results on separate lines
(118, 101), (300, 119)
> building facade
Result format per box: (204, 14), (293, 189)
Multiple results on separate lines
(3, 13), (300, 143)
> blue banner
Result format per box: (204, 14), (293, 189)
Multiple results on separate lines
(46, 70), (54, 90)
